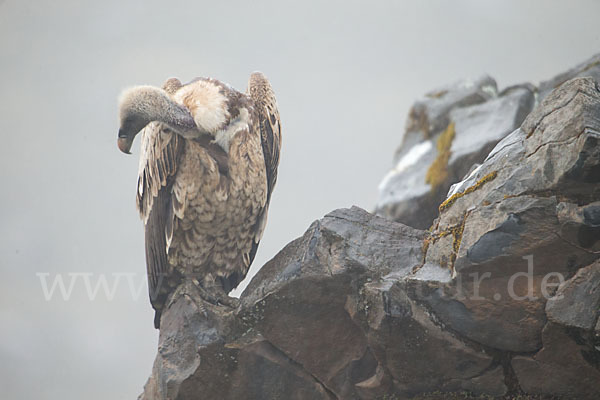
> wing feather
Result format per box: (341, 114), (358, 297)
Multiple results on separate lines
(136, 121), (183, 328)
(246, 72), (282, 267)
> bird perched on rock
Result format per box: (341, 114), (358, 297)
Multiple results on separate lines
(117, 73), (281, 328)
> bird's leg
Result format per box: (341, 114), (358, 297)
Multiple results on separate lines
(190, 278), (240, 309)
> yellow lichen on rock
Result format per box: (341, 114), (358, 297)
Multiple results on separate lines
(425, 89), (448, 99)
(438, 170), (498, 213)
(418, 213), (467, 272)
(449, 213), (468, 268)
(425, 122), (456, 188)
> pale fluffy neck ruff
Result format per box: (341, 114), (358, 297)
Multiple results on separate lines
(173, 80), (252, 153)
(214, 107), (250, 153)
(173, 80), (230, 134)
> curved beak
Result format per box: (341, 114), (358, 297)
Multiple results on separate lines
(117, 136), (133, 154)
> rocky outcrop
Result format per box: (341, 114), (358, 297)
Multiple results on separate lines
(376, 52), (600, 231)
(512, 260), (600, 397)
(139, 76), (600, 399)
(376, 75), (535, 230)
(538, 53), (600, 101)
(140, 208), (427, 400)
(414, 77), (600, 398)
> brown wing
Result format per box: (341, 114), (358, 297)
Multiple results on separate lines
(246, 72), (282, 267)
(136, 121), (183, 328)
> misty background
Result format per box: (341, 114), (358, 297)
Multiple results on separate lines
(1, 1), (599, 399)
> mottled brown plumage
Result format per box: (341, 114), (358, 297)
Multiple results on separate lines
(117, 73), (281, 328)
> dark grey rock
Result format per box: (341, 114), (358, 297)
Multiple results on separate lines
(139, 206), (506, 399)
(361, 280), (496, 397)
(538, 52), (600, 101)
(584, 204), (600, 226)
(402, 75), (498, 146)
(459, 366), (507, 397)
(418, 78), (600, 356)
(376, 76), (534, 230)
(138, 282), (236, 400)
(241, 207), (425, 308)
(240, 207), (427, 399)
(512, 321), (600, 400)
(546, 259), (600, 330)
(448, 87), (534, 165)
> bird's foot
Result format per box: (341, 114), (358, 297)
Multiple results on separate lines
(191, 279), (240, 309)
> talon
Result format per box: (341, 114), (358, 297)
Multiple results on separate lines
(191, 281), (238, 309)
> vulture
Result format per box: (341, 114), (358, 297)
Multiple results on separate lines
(117, 73), (281, 328)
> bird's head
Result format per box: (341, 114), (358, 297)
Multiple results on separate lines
(117, 85), (198, 154)
(117, 114), (147, 155)
(117, 86), (161, 154)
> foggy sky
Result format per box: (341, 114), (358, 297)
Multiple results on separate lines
(1, 1), (599, 399)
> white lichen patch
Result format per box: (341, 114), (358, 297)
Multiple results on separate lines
(447, 164), (482, 198)
(481, 84), (498, 98)
(411, 263), (452, 282)
(378, 140), (432, 191)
